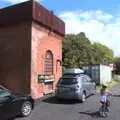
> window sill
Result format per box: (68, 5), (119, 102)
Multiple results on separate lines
(44, 79), (54, 83)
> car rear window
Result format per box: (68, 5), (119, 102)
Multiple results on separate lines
(58, 78), (77, 85)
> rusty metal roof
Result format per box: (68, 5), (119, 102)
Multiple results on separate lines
(0, 0), (65, 36)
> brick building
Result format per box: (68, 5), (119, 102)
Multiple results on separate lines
(0, 0), (65, 98)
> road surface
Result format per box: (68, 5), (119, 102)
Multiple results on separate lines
(14, 85), (120, 120)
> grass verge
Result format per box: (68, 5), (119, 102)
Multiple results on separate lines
(105, 80), (119, 88)
(96, 80), (120, 90)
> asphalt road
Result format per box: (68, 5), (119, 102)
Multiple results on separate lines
(14, 85), (120, 120)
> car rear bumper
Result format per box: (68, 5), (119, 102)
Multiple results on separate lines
(55, 91), (81, 100)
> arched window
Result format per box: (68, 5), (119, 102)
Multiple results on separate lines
(44, 50), (53, 75)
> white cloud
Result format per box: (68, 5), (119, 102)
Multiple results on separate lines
(59, 10), (120, 57)
(3, 0), (27, 3)
(3, 0), (42, 4)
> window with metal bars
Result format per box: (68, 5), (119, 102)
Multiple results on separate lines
(44, 50), (53, 75)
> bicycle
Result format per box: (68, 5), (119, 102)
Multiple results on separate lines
(99, 101), (110, 117)
(99, 96), (111, 117)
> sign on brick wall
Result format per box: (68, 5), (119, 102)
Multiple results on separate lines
(38, 74), (54, 83)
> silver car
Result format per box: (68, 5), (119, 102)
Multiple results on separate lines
(55, 70), (96, 102)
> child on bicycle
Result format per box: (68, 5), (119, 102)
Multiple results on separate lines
(100, 84), (112, 110)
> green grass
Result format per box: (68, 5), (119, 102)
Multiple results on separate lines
(96, 80), (120, 90)
(105, 80), (119, 88)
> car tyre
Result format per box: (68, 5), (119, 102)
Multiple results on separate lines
(82, 92), (86, 102)
(21, 101), (32, 117)
(79, 92), (86, 103)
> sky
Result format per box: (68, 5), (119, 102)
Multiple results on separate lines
(1, 0), (120, 57)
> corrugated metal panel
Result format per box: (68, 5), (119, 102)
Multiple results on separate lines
(83, 65), (112, 85)
(0, 1), (65, 36)
(100, 65), (112, 84)
(32, 1), (65, 36)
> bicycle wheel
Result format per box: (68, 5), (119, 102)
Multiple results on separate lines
(104, 105), (109, 117)
(99, 103), (106, 117)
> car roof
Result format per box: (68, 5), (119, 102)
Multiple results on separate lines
(64, 68), (84, 74)
(62, 73), (85, 78)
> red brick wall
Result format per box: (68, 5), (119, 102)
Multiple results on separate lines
(0, 22), (31, 94)
(0, 21), (63, 98)
(31, 22), (62, 98)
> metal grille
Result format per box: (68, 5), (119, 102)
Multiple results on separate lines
(44, 51), (53, 75)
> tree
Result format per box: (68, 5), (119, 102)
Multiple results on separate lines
(62, 32), (114, 68)
(92, 43), (114, 64)
(114, 57), (120, 74)
(63, 32), (93, 67)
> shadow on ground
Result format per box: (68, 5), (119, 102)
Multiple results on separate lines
(112, 94), (120, 97)
(8, 115), (22, 120)
(42, 96), (80, 105)
(79, 110), (100, 118)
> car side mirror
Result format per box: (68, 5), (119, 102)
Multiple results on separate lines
(92, 81), (96, 85)
(90, 80), (95, 83)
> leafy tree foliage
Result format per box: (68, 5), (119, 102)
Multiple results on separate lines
(62, 32), (114, 68)
(92, 42), (114, 64)
(114, 57), (120, 74)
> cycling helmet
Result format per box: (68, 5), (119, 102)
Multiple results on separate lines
(102, 84), (107, 89)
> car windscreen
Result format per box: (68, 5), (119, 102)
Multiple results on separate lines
(0, 88), (10, 97)
(58, 78), (77, 85)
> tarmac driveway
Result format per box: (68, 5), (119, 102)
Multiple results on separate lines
(13, 85), (120, 120)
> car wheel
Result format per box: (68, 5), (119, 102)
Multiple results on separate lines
(78, 92), (86, 103)
(21, 101), (32, 117)
(81, 92), (86, 102)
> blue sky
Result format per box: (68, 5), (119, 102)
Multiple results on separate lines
(41, 0), (120, 14)
(1, 0), (120, 14)
(1, 0), (120, 57)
